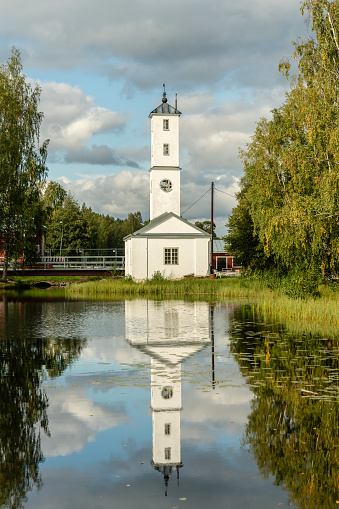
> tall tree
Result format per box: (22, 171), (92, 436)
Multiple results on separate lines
(44, 193), (90, 256)
(43, 181), (67, 219)
(227, 0), (339, 283)
(0, 48), (49, 280)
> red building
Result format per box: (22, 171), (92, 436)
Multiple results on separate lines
(212, 240), (241, 273)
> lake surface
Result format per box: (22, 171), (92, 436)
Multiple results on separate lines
(1, 293), (338, 509)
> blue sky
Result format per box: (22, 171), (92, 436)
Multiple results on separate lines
(1, 0), (308, 236)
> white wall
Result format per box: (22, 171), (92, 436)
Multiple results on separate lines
(126, 236), (210, 280)
(150, 167), (181, 219)
(151, 114), (180, 168)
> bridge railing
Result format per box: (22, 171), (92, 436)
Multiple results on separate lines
(40, 255), (125, 269)
(0, 255), (125, 270)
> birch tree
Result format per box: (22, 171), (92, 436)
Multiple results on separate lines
(228, 0), (339, 283)
(0, 48), (49, 280)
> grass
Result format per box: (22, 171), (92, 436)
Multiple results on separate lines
(2, 274), (338, 333)
(66, 276), (269, 299)
(1, 275), (103, 288)
(252, 284), (339, 334)
(65, 275), (339, 332)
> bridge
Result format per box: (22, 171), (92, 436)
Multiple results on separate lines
(1, 252), (126, 277)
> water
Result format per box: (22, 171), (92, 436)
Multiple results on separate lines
(0, 294), (338, 509)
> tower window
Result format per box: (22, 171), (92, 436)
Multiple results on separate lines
(161, 386), (173, 399)
(164, 248), (178, 265)
(160, 179), (172, 192)
(165, 448), (171, 460)
(163, 143), (169, 155)
(163, 119), (169, 130)
(165, 423), (171, 435)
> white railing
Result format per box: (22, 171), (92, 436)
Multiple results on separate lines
(40, 255), (125, 269)
(0, 255), (125, 270)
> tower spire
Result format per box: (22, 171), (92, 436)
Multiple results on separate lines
(162, 82), (167, 103)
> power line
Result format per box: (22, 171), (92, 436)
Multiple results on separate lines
(181, 186), (211, 215)
(214, 187), (237, 199)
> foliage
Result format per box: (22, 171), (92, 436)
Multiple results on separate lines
(43, 181), (67, 219)
(44, 192), (90, 255)
(42, 182), (144, 254)
(226, 0), (339, 292)
(224, 184), (270, 271)
(194, 220), (219, 239)
(150, 270), (165, 280)
(0, 48), (49, 280)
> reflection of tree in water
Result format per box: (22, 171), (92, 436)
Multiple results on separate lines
(0, 296), (87, 508)
(229, 305), (339, 509)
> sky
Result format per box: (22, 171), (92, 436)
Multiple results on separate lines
(0, 0), (310, 237)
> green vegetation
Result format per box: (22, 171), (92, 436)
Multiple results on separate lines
(42, 181), (144, 255)
(0, 48), (49, 281)
(224, 0), (339, 295)
(194, 220), (219, 239)
(65, 275), (339, 332)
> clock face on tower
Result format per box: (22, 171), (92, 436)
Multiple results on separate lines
(160, 179), (172, 192)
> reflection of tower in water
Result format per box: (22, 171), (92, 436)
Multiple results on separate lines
(125, 300), (211, 495)
(151, 358), (182, 494)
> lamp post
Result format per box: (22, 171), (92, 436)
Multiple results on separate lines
(42, 225), (47, 268)
(59, 221), (63, 257)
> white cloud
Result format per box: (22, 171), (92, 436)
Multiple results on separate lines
(1, 0), (308, 91)
(57, 171), (149, 218)
(38, 81), (137, 166)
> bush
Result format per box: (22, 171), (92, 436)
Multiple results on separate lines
(150, 271), (165, 281)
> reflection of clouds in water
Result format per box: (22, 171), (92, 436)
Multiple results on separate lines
(26, 439), (286, 509)
(80, 336), (149, 365)
(182, 386), (252, 443)
(41, 385), (128, 456)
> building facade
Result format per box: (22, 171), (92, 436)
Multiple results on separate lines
(124, 90), (210, 279)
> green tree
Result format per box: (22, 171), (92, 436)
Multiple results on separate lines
(43, 181), (67, 219)
(45, 193), (90, 255)
(194, 220), (219, 239)
(224, 183), (268, 271)
(0, 48), (49, 280)
(229, 0), (339, 285)
(121, 211), (144, 238)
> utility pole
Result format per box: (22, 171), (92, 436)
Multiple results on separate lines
(210, 182), (214, 275)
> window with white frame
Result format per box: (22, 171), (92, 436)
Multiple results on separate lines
(163, 119), (169, 130)
(164, 248), (178, 265)
(164, 423), (171, 435)
(165, 448), (171, 460)
(163, 143), (169, 155)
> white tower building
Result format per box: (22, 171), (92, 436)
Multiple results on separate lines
(149, 88), (181, 220)
(124, 87), (210, 280)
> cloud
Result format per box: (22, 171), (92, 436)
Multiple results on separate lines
(1, 0), (308, 92)
(37, 81), (139, 167)
(57, 171), (149, 218)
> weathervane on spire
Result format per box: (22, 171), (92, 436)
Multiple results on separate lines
(162, 82), (167, 103)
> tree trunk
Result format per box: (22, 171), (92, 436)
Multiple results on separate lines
(1, 246), (8, 281)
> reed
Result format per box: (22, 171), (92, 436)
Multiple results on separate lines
(66, 276), (339, 331)
(253, 285), (339, 331)
(66, 276), (269, 299)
